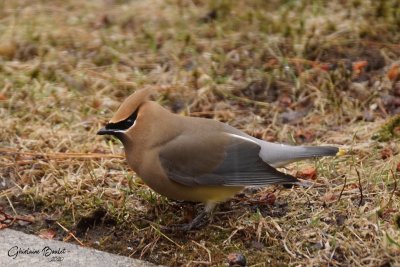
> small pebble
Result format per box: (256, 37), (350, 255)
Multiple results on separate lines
(227, 253), (247, 266)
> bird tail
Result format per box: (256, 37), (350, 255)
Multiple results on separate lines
(259, 142), (341, 167)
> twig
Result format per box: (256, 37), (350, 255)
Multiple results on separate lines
(386, 232), (400, 248)
(0, 208), (35, 228)
(140, 236), (160, 259)
(387, 169), (398, 208)
(187, 261), (212, 266)
(270, 217), (283, 233)
(0, 147), (123, 159)
(351, 157), (364, 207)
(337, 175), (347, 203)
(192, 240), (212, 264)
(354, 166), (364, 207)
(214, 89), (270, 108)
(380, 169), (398, 212)
(223, 228), (239, 245)
(5, 194), (17, 216)
(283, 230), (296, 258)
(150, 225), (182, 249)
(56, 222), (85, 246)
(361, 40), (400, 50)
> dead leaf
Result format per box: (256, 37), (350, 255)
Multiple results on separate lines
(0, 93), (7, 101)
(381, 147), (393, 160)
(320, 191), (337, 203)
(345, 183), (360, 190)
(295, 129), (314, 143)
(259, 192), (276, 205)
(297, 167), (317, 180)
(91, 98), (102, 109)
(278, 95), (292, 107)
(352, 60), (368, 73)
(378, 208), (397, 220)
(94, 14), (112, 28)
(38, 229), (57, 240)
(318, 63), (330, 72)
(0, 41), (17, 59)
(265, 59), (278, 69)
(388, 64), (399, 81)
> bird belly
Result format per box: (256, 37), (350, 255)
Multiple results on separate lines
(184, 186), (244, 203)
(139, 170), (243, 203)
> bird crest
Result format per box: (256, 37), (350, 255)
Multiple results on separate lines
(109, 87), (154, 124)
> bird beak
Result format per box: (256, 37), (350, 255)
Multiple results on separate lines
(97, 127), (116, 135)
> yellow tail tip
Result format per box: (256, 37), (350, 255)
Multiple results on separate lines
(336, 148), (346, 156)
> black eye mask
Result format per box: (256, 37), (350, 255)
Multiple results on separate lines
(105, 109), (138, 131)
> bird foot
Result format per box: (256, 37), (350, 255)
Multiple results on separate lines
(161, 211), (209, 232)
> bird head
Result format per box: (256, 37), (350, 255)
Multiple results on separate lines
(97, 88), (153, 139)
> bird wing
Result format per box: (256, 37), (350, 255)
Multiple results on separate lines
(159, 132), (299, 187)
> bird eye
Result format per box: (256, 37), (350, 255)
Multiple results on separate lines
(106, 109), (138, 130)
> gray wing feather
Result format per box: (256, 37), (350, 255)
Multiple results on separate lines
(222, 124), (338, 167)
(160, 134), (299, 187)
(259, 142), (338, 166)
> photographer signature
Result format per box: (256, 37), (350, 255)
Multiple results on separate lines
(8, 246), (68, 262)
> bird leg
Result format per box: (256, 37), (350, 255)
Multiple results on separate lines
(161, 202), (216, 232)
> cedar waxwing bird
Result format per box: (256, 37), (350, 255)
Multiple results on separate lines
(97, 88), (340, 230)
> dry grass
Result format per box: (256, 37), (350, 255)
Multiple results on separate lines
(1, 0), (400, 266)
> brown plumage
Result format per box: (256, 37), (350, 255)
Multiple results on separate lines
(98, 88), (339, 230)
